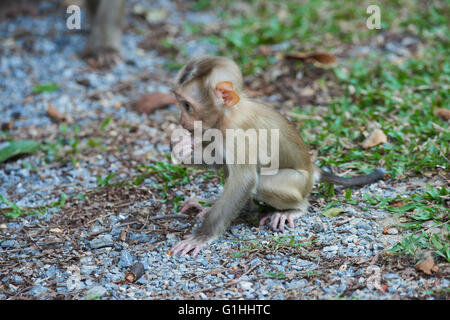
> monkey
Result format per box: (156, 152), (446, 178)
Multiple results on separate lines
(169, 56), (385, 256)
(84, 0), (126, 68)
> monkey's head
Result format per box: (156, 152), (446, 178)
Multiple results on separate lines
(172, 56), (243, 132)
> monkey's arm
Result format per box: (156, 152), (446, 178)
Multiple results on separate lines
(171, 165), (257, 256)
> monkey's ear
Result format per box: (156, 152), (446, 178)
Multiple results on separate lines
(215, 81), (240, 107)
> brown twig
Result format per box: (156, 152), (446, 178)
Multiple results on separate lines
(431, 141), (450, 164)
(148, 213), (189, 221)
(241, 262), (262, 278)
(125, 262), (145, 283)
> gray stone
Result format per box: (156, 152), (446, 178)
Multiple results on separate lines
(323, 245), (339, 252)
(6, 223), (22, 229)
(89, 234), (114, 249)
(387, 228), (399, 235)
(128, 232), (150, 243)
(29, 285), (48, 297)
(118, 250), (134, 268)
(45, 265), (58, 278)
(11, 275), (23, 284)
(249, 258), (262, 267)
(312, 223), (324, 233)
(239, 281), (253, 290)
(81, 265), (96, 275)
(1, 240), (19, 248)
(287, 279), (308, 288)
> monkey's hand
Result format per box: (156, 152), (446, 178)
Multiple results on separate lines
(171, 235), (212, 257)
(259, 212), (296, 232)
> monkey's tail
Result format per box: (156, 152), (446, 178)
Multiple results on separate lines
(316, 166), (386, 187)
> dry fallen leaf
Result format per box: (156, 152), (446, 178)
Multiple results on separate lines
(339, 137), (357, 149)
(434, 108), (450, 120)
(299, 86), (315, 97)
(46, 104), (71, 123)
(391, 200), (406, 207)
(132, 92), (177, 114)
(415, 256), (439, 275)
(362, 129), (388, 149)
(321, 207), (346, 218)
(1, 120), (14, 131)
(285, 52), (337, 67)
(285, 271), (296, 280)
(119, 228), (128, 242)
(259, 45), (271, 56)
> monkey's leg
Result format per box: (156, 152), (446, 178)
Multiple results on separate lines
(85, 0), (126, 68)
(256, 169), (311, 232)
(180, 198), (212, 219)
(181, 197), (257, 220)
(258, 207), (307, 232)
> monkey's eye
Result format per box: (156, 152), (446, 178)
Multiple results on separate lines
(183, 101), (192, 112)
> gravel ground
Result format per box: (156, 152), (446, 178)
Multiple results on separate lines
(0, 1), (448, 300)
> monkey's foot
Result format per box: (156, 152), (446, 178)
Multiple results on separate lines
(171, 235), (210, 257)
(84, 48), (122, 69)
(259, 212), (298, 232)
(180, 199), (211, 219)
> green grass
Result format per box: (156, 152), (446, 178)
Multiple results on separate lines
(96, 172), (116, 187)
(265, 271), (286, 279)
(40, 123), (110, 165)
(100, 117), (112, 131)
(364, 185), (449, 261)
(232, 234), (318, 259)
(188, 0), (449, 73)
(32, 83), (60, 94)
(136, 160), (191, 200)
(0, 195), (25, 218)
(0, 140), (41, 163)
(299, 49), (449, 177)
(1, 192), (67, 219)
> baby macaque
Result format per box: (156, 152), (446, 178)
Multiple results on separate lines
(170, 56), (384, 256)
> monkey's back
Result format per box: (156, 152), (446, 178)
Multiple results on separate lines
(232, 99), (312, 172)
